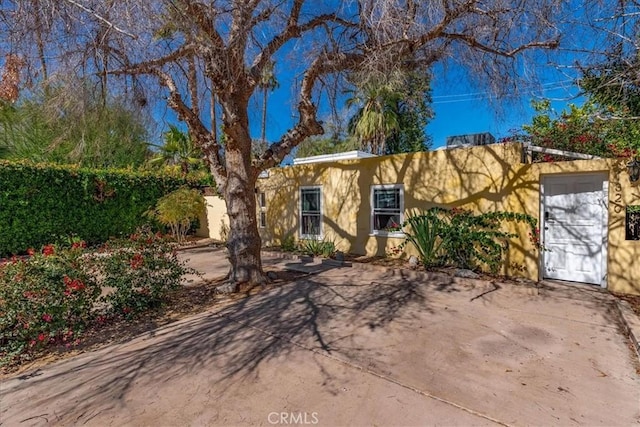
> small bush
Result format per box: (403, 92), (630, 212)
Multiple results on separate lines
(280, 234), (297, 252)
(0, 243), (100, 363)
(146, 187), (205, 243)
(90, 229), (191, 315)
(299, 237), (336, 258)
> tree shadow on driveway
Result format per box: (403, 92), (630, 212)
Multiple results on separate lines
(2, 268), (445, 424)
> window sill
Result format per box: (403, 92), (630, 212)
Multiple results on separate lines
(369, 232), (405, 238)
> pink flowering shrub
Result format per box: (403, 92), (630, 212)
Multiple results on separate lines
(0, 243), (100, 363)
(0, 229), (192, 366)
(88, 228), (190, 317)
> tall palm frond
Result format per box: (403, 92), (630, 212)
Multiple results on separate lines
(347, 83), (401, 155)
(149, 124), (203, 176)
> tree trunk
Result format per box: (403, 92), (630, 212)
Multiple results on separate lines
(224, 147), (266, 286)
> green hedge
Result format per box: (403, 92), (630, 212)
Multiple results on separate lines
(0, 161), (207, 256)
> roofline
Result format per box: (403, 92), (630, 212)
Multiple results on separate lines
(293, 150), (377, 165)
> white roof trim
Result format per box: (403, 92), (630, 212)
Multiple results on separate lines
(293, 150), (377, 165)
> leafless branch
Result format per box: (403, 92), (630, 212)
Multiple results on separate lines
(63, 0), (137, 39)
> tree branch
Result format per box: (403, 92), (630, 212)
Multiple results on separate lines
(250, 11), (358, 88)
(441, 33), (559, 57)
(178, 0), (225, 50)
(109, 45), (196, 74)
(253, 51), (364, 171)
(63, 0), (137, 39)
(159, 70), (227, 186)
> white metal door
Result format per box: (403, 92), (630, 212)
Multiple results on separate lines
(542, 174), (608, 286)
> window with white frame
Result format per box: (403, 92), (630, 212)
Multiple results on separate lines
(258, 191), (267, 228)
(300, 187), (322, 237)
(371, 185), (404, 235)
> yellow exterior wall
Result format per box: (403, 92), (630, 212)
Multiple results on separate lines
(255, 143), (640, 295)
(196, 195), (229, 241)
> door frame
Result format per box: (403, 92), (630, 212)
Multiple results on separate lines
(539, 172), (609, 288)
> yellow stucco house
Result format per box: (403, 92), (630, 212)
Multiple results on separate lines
(201, 142), (640, 295)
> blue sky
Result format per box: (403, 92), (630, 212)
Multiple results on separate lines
(242, 68), (582, 152)
(427, 76), (581, 148)
(158, 69), (582, 153)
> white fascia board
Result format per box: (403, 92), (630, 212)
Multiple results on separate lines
(293, 150), (377, 165)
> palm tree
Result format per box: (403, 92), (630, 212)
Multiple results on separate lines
(258, 61), (279, 145)
(149, 124), (203, 176)
(346, 82), (401, 155)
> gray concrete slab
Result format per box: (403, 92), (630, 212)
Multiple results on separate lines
(1, 249), (638, 426)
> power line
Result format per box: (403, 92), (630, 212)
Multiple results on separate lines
(432, 81), (577, 104)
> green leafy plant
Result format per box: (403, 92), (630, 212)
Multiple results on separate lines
(299, 236), (336, 257)
(145, 187), (205, 244)
(280, 234), (296, 252)
(397, 207), (538, 273)
(396, 210), (447, 268)
(0, 243), (100, 364)
(0, 229), (194, 367)
(90, 228), (192, 315)
(0, 160), (209, 256)
(521, 100), (640, 160)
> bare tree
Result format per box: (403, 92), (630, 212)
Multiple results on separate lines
(3, 0), (566, 286)
(574, 0), (640, 115)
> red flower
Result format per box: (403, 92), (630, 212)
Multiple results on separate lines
(37, 333), (46, 342)
(42, 245), (55, 256)
(71, 241), (86, 249)
(42, 313), (52, 323)
(27, 248), (35, 256)
(130, 253), (144, 269)
(63, 276), (86, 293)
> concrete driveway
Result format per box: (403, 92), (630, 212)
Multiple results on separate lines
(1, 248), (639, 426)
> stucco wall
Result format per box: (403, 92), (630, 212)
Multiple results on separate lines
(254, 143), (639, 294)
(196, 195), (229, 241)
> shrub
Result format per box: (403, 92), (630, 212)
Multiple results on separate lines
(280, 234), (296, 252)
(397, 207), (538, 273)
(0, 160), (210, 256)
(146, 187), (205, 243)
(299, 237), (336, 258)
(89, 228), (192, 315)
(0, 243), (100, 363)
(0, 229), (193, 366)
(397, 211), (446, 268)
